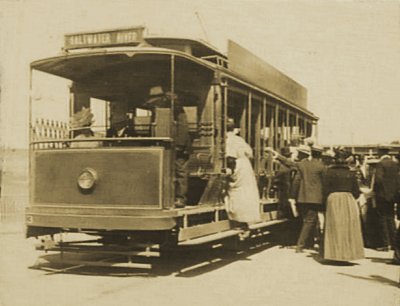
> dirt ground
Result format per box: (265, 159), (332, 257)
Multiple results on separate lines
(0, 226), (399, 306)
(0, 151), (399, 306)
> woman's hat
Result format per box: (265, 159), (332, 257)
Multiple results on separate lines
(70, 107), (94, 130)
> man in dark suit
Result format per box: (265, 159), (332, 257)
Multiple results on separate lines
(271, 144), (326, 252)
(274, 146), (295, 219)
(291, 145), (326, 252)
(374, 145), (399, 251)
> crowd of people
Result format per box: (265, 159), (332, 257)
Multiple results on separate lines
(267, 144), (400, 265)
(69, 93), (400, 266)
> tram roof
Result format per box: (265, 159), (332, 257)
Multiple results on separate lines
(144, 37), (226, 59)
(31, 39), (317, 119)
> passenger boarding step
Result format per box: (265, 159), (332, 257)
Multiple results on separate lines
(248, 219), (287, 230)
(33, 240), (160, 272)
(178, 219), (287, 246)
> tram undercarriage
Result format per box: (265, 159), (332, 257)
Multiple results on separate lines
(31, 206), (287, 272)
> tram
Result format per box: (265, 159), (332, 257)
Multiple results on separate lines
(26, 27), (318, 255)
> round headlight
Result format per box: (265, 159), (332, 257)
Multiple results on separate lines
(77, 168), (98, 190)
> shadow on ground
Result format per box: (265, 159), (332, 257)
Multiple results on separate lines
(29, 220), (301, 278)
(308, 253), (359, 266)
(338, 273), (400, 288)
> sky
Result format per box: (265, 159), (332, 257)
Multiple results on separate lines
(1, 0), (400, 148)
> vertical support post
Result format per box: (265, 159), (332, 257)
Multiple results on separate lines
(274, 105), (279, 149)
(105, 101), (109, 133)
(170, 55), (176, 207)
(247, 91), (252, 144)
(240, 97), (246, 139)
(29, 69), (33, 146)
(261, 97), (267, 164)
(69, 87), (74, 139)
(28, 68), (33, 208)
(254, 98), (261, 173)
(215, 209), (219, 222)
(286, 109), (290, 145)
(222, 80), (228, 170)
(213, 84), (222, 172)
(170, 55), (175, 128)
(305, 119), (309, 138)
(280, 108), (285, 148)
(313, 120), (318, 143)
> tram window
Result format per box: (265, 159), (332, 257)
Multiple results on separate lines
(227, 91), (246, 136)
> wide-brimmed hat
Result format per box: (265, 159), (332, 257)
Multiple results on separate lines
(70, 107), (94, 130)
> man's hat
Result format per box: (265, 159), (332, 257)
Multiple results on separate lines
(297, 144), (311, 156)
(377, 144), (391, 151)
(366, 158), (380, 164)
(311, 144), (324, 153)
(322, 149), (335, 157)
(280, 146), (292, 157)
(149, 86), (164, 97)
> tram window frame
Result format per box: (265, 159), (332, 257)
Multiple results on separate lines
(227, 90), (246, 136)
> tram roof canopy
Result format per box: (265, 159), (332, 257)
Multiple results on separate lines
(31, 50), (212, 82)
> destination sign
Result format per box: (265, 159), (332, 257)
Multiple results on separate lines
(64, 27), (145, 50)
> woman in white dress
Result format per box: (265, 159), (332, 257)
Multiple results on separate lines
(225, 119), (261, 224)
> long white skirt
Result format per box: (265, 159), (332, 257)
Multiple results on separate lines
(226, 157), (261, 224)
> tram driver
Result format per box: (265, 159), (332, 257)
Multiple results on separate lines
(144, 86), (191, 208)
(107, 101), (135, 138)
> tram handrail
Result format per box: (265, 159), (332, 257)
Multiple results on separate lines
(30, 137), (173, 145)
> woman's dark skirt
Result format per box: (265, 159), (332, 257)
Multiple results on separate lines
(324, 192), (365, 261)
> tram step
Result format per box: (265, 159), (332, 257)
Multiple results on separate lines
(248, 219), (288, 230)
(178, 229), (241, 246)
(44, 245), (160, 257)
(35, 257), (152, 270)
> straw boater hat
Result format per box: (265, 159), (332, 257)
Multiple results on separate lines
(146, 86), (179, 105)
(145, 86), (165, 105)
(70, 107), (94, 130)
(311, 144), (324, 153)
(297, 144), (311, 156)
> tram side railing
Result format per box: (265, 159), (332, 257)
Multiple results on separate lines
(32, 118), (69, 149)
